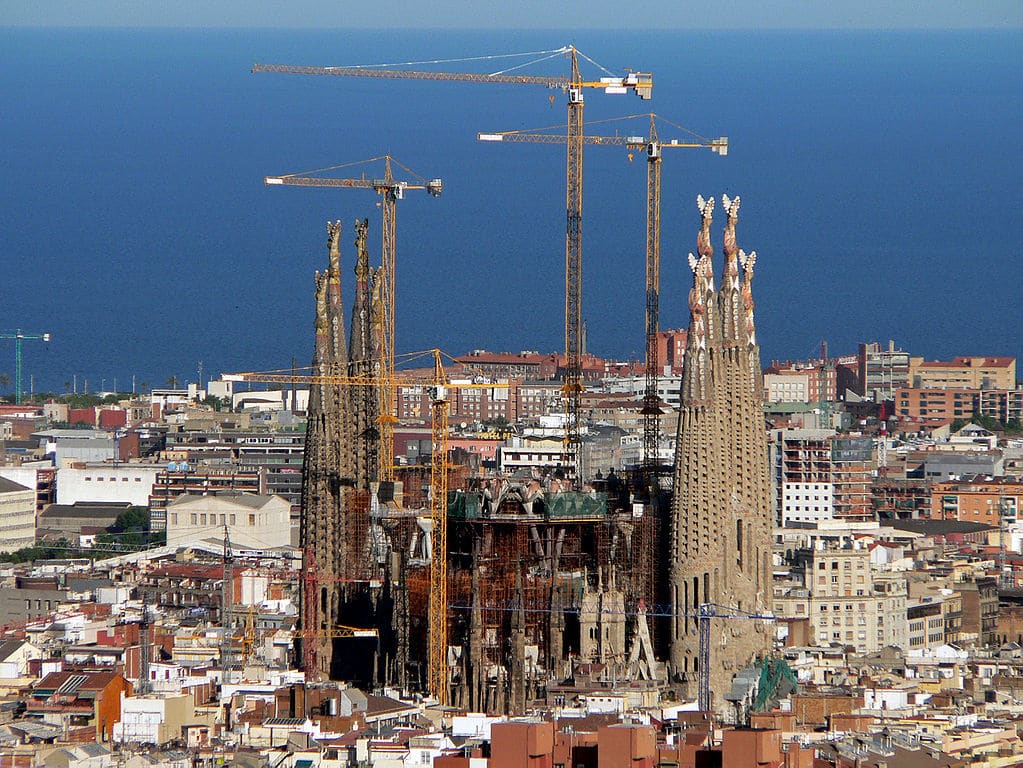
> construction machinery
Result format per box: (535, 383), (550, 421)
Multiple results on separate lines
(818, 340), (833, 430)
(265, 156), (442, 482)
(697, 603), (775, 713)
(225, 350), (506, 704)
(221, 525), (234, 685)
(254, 45), (652, 483)
(479, 114), (726, 484)
(0, 329), (50, 404)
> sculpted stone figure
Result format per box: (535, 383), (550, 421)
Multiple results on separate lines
(696, 195), (715, 258)
(740, 249), (758, 346)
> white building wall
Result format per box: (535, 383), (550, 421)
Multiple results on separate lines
(57, 466), (159, 506)
(765, 373), (810, 403)
(782, 482), (834, 525)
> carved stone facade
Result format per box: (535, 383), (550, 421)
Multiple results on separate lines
(301, 220), (351, 679)
(300, 220), (382, 680)
(669, 196), (772, 707)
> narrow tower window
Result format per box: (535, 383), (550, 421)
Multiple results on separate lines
(736, 518), (744, 569)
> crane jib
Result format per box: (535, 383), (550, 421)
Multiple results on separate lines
(252, 63), (570, 89)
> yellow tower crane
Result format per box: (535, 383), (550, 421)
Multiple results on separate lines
(265, 156), (442, 482)
(478, 114), (727, 484)
(225, 350), (506, 705)
(254, 46), (652, 485)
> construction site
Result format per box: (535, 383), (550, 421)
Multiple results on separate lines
(229, 45), (774, 714)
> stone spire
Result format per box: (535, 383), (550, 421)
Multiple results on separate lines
(669, 195), (772, 710)
(300, 220), (352, 680)
(719, 195), (742, 346)
(347, 218), (379, 488)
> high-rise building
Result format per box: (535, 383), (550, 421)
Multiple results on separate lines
(669, 195), (773, 707)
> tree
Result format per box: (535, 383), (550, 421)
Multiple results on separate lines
(96, 506), (165, 550)
(0, 373), (10, 391)
(202, 394), (229, 412)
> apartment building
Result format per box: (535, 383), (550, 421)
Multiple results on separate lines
(931, 477), (1022, 526)
(858, 341), (911, 400)
(0, 476), (35, 553)
(910, 356), (1016, 391)
(896, 388), (979, 422)
(776, 540), (908, 653)
(772, 429), (873, 525)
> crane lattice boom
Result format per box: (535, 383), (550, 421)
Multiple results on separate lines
(478, 115), (726, 483)
(255, 46), (652, 487)
(263, 156), (441, 482)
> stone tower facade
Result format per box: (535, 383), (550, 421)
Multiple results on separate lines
(348, 218), (380, 488)
(301, 220), (352, 680)
(669, 195), (772, 707)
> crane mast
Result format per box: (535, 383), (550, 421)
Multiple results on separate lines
(255, 46), (652, 486)
(221, 524), (234, 685)
(427, 353), (451, 704)
(265, 156), (441, 481)
(479, 115), (726, 484)
(563, 50), (585, 472)
(225, 352), (504, 704)
(0, 329), (50, 404)
(642, 116), (662, 487)
(697, 603), (775, 713)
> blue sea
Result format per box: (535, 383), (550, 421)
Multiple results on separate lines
(1, 28), (1021, 394)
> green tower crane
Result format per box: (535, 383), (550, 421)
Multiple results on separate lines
(0, 329), (50, 404)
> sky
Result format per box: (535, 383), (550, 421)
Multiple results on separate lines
(2, 0), (1021, 29)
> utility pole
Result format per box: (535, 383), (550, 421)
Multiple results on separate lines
(0, 329), (50, 404)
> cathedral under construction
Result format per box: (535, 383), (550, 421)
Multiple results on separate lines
(298, 196), (772, 713)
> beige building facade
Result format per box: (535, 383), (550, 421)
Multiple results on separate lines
(909, 356), (1016, 390)
(165, 493), (292, 550)
(0, 477), (36, 553)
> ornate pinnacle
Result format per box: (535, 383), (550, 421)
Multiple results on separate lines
(354, 218), (370, 283)
(740, 249), (758, 347)
(314, 272), (328, 338)
(327, 219), (342, 274)
(722, 194), (740, 258)
(696, 195), (715, 258)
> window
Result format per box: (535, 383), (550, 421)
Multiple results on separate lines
(249, 514), (256, 526)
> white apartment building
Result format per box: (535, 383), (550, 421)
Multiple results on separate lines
(0, 477), (36, 553)
(782, 482), (834, 526)
(775, 539), (908, 654)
